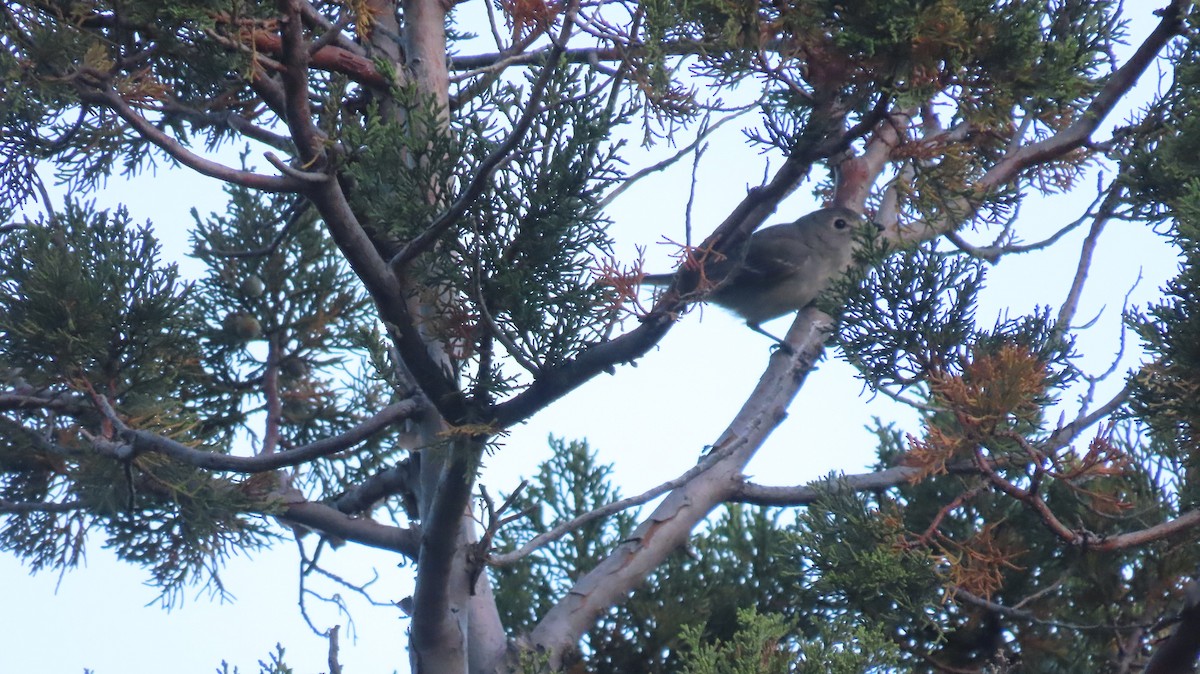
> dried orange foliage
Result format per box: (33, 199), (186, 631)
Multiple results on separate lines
(905, 426), (965, 479)
(499, 0), (562, 41)
(901, 346), (1142, 601)
(933, 343), (1049, 433)
(935, 522), (1023, 600)
(1052, 428), (1137, 515)
(593, 251), (648, 321)
(349, 0), (377, 40)
(1055, 428), (1131, 481)
(905, 343), (1049, 478)
(655, 236), (732, 295)
(437, 299), (481, 360)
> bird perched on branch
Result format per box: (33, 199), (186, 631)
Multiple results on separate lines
(642, 206), (880, 343)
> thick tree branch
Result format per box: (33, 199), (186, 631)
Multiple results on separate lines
(529, 308), (834, 663)
(282, 500), (421, 558)
(1090, 510), (1200, 552)
(412, 440), (486, 614)
(399, 0), (495, 664)
(490, 440), (739, 566)
(1144, 575), (1200, 674)
(248, 31), (391, 89)
(304, 176), (467, 421)
(276, 0), (327, 165)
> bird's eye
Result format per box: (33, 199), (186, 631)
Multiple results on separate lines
(834, 218), (849, 229)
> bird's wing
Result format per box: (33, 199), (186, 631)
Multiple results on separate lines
(736, 225), (814, 281)
(644, 245), (743, 287)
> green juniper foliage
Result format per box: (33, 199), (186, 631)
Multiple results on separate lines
(496, 444), (910, 673)
(0, 203), (275, 600)
(1123, 15), (1200, 513)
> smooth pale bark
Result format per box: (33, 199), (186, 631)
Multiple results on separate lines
(529, 310), (835, 664)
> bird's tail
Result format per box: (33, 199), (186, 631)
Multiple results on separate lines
(640, 272), (677, 286)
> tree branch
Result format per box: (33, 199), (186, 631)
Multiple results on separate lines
(490, 440), (741, 566)
(1045, 384), (1130, 454)
(331, 458), (420, 517)
(980, 0), (1187, 192)
(891, 2), (1188, 245)
(282, 500), (421, 558)
(1056, 185), (1120, 331)
(111, 400), (422, 473)
(731, 459), (1004, 506)
(0, 391), (89, 414)
(159, 101), (295, 152)
(493, 142), (829, 428)
(1090, 510), (1200, 552)
(528, 308), (835, 663)
(275, 0), (327, 165)
(304, 174), (468, 423)
(77, 86), (304, 193)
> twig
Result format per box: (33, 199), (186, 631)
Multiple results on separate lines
(951, 587), (1135, 632)
(327, 624), (342, 674)
(1045, 384), (1130, 454)
(265, 151), (329, 183)
(309, 13), (353, 56)
(597, 104), (757, 210)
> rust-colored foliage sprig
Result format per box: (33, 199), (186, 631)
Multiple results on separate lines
(904, 343), (1050, 479)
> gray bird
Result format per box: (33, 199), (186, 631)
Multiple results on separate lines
(643, 206), (878, 342)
